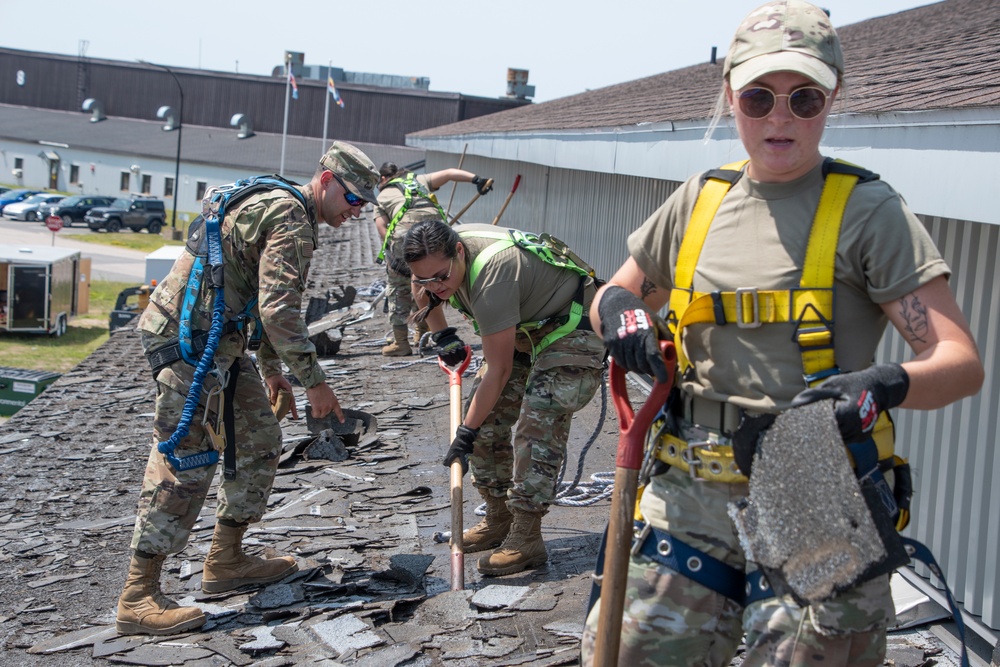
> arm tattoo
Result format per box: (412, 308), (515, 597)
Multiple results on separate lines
(640, 277), (658, 300)
(898, 295), (929, 344)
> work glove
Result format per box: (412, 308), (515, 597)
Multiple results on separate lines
(731, 411), (776, 477)
(597, 285), (671, 384)
(433, 327), (467, 366)
(471, 175), (493, 196)
(444, 424), (479, 475)
(791, 363), (910, 444)
(270, 388), (297, 421)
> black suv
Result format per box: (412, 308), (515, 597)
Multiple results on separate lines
(39, 195), (115, 227)
(85, 196), (166, 233)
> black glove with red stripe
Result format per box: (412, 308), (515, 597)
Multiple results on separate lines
(597, 285), (671, 384)
(444, 424), (479, 475)
(791, 363), (910, 444)
(432, 327), (466, 366)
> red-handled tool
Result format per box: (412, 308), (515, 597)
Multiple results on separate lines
(594, 340), (677, 667)
(491, 174), (521, 225)
(439, 346), (473, 590)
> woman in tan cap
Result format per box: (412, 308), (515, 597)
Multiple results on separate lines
(581, 1), (982, 665)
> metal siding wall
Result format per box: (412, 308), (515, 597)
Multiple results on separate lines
(424, 150), (679, 281)
(877, 215), (1000, 629)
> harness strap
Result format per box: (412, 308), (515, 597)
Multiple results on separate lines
(448, 228), (594, 358)
(377, 173), (446, 262)
(221, 361), (240, 481)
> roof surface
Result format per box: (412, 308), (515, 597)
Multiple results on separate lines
(412, 0), (1000, 138)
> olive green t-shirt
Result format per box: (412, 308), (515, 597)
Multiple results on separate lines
(628, 160), (949, 411)
(452, 224), (592, 336)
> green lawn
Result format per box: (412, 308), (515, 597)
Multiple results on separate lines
(63, 232), (185, 253)
(0, 280), (136, 373)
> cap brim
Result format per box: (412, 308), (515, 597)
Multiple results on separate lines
(729, 51), (838, 91)
(341, 178), (378, 204)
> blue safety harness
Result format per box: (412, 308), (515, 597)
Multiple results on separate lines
(157, 175), (306, 476)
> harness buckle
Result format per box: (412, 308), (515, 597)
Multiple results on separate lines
(734, 287), (760, 328)
(630, 522), (651, 557)
(683, 440), (715, 482)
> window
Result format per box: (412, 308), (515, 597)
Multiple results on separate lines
(196, 181), (207, 201)
(120, 172), (130, 191)
(14, 157), (23, 170)
(70, 164), (80, 183)
(141, 174), (151, 194)
(164, 177), (175, 198)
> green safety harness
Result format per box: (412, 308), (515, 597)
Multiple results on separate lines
(151, 175), (306, 480)
(376, 173), (446, 263)
(448, 228), (599, 359)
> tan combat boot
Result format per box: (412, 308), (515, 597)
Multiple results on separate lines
(412, 321), (430, 349)
(463, 489), (513, 554)
(201, 520), (298, 593)
(116, 551), (206, 635)
(477, 508), (547, 576)
(381, 325), (412, 357)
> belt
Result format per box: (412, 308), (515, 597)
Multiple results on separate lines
(681, 393), (742, 434)
(146, 321), (240, 376)
(654, 432), (747, 483)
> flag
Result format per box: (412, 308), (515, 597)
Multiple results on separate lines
(288, 67), (299, 100)
(328, 76), (345, 109)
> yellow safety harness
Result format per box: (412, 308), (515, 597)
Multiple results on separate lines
(644, 158), (908, 530)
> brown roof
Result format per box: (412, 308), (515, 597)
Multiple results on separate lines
(412, 0), (1000, 139)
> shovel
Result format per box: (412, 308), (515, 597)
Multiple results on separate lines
(594, 340), (676, 667)
(439, 345), (473, 590)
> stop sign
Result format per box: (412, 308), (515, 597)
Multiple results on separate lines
(45, 215), (63, 232)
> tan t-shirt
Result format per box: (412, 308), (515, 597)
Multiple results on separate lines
(628, 160), (949, 411)
(375, 174), (444, 264)
(452, 224), (592, 336)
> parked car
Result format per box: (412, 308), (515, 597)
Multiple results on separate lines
(0, 186), (11, 195)
(4, 193), (66, 221)
(84, 196), (166, 233)
(0, 189), (43, 216)
(38, 194), (116, 227)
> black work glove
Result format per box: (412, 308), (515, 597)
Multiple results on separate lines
(731, 411), (776, 477)
(597, 285), (671, 384)
(791, 363), (910, 444)
(471, 175), (493, 196)
(444, 424), (478, 475)
(432, 327), (466, 366)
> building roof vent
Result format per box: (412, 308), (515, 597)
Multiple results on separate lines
(82, 98), (105, 122)
(156, 106), (179, 131)
(230, 113), (255, 139)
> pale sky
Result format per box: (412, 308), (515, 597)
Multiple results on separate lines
(3, 0), (936, 103)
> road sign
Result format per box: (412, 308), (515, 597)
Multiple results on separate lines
(45, 215), (63, 232)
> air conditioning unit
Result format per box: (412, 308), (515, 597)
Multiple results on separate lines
(12, 168), (23, 178)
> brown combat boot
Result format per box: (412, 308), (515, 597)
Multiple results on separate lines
(412, 321), (430, 348)
(116, 551), (206, 635)
(477, 508), (547, 576)
(463, 489), (513, 554)
(201, 520), (298, 593)
(381, 325), (412, 357)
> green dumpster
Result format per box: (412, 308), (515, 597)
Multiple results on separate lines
(0, 366), (61, 417)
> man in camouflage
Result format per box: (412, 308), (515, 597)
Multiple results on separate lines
(116, 142), (381, 636)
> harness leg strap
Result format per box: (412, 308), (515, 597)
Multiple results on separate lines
(221, 361), (241, 481)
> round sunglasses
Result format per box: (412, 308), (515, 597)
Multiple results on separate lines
(737, 86), (830, 120)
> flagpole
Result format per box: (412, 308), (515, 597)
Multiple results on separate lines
(322, 60), (332, 157)
(280, 56), (291, 175)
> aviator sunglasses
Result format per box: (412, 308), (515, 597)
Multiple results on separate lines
(411, 259), (454, 286)
(331, 172), (366, 207)
(737, 85), (830, 120)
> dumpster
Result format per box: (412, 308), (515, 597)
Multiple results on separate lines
(0, 366), (61, 417)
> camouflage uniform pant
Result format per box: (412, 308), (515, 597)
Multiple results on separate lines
(581, 461), (895, 667)
(130, 334), (283, 555)
(385, 264), (416, 328)
(467, 329), (605, 512)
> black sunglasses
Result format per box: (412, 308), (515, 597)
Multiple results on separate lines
(331, 173), (366, 207)
(737, 86), (830, 120)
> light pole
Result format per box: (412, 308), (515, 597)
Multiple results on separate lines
(139, 60), (183, 233)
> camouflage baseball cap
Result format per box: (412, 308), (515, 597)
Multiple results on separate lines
(319, 141), (380, 203)
(724, 0), (843, 91)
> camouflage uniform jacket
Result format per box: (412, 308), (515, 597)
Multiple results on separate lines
(138, 183), (326, 389)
